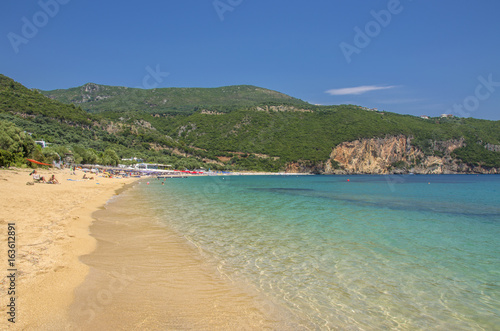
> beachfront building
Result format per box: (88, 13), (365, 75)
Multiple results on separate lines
(134, 163), (172, 171)
(121, 157), (144, 162)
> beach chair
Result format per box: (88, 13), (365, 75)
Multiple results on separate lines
(32, 173), (46, 183)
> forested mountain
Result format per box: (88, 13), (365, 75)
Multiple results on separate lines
(0, 74), (208, 169)
(41, 83), (307, 115)
(2, 74), (499, 173)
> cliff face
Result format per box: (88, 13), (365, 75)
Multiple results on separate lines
(322, 135), (499, 174)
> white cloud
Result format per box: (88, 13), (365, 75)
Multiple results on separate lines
(325, 85), (397, 96)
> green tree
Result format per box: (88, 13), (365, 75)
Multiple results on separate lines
(42, 147), (62, 164)
(83, 148), (99, 165)
(0, 120), (36, 157)
(0, 149), (14, 167)
(101, 149), (120, 166)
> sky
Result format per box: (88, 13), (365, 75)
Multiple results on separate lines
(1, 0), (499, 120)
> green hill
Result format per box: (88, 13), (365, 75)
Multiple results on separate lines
(2, 74), (499, 172)
(1, 74), (92, 125)
(153, 106), (500, 169)
(0, 75), (204, 169)
(41, 83), (308, 115)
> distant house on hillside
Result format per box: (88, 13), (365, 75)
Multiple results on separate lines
(420, 115), (430, 119)
(35, 140), (47, 148)
(359, 106), (379, 112)
(440, 114), (454, 118)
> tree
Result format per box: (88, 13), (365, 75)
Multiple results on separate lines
(0, 149), (14, 167)
(42, 147), (61, 164)
(83, 149), (98, 165)
(101, 149), (120, 166)
(0, 119), (35, 157)
(174, 157), (202, 170)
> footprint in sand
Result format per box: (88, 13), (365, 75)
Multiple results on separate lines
(54, 266), (65, 272)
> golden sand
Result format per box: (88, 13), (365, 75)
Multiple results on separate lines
(67, 181), (290, 330)
(0, 169), (292, 330)
(0, 168), (137, 329)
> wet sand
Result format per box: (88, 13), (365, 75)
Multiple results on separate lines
(67, 183), (292, 330)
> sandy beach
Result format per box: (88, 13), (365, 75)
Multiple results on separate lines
(0, 168), (137, 329)
(0, 169), (291, 330)
(66, 178), (291, 330)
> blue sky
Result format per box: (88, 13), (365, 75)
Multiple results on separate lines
(1, 0), (499, 120)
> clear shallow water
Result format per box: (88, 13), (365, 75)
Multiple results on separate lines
(139, 175), (500, 330)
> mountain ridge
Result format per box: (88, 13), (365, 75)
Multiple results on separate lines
(41, 82), (309, 115)
(2, 74), (499, 173)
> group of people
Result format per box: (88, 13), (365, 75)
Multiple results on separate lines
(30, 170), (59, 184)
(29, 166), (102, 184)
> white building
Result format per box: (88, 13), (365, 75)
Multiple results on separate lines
(35, 140), (47, 148)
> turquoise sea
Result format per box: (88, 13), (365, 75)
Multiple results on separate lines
(136, 175), (500, 329)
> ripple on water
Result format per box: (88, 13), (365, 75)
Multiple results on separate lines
(138, 175), (500, 330)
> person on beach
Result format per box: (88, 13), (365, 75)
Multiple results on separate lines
(31, 170), (46, 183)
(48, 175), (59, 184)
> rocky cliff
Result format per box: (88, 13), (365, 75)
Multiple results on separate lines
(321, 135), (499, 174)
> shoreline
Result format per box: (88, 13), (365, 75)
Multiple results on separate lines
(2, 170), (494, 328)
(0, 169), (295, 329)
(66, 178), (299, 329)
(0, 168), (138, 329)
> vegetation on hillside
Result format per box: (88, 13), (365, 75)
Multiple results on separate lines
(41, 83), (308, 115)
(0, 120), (36, 167)
(148, 107), (500, 168)
(0, 75), (217, 169)
(2, 74), (499, 171)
